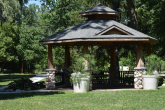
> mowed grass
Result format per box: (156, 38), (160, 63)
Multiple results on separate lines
(1, 86), (165, 110)
(0, 74), (36, 87)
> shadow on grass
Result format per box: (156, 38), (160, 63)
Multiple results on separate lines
(0, 91), (65, 100)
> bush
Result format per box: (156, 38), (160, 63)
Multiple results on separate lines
(8, 78), (45, 91)
(158, 77), (164, 86)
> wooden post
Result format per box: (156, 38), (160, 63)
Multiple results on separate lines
(48, 44), (54, 69)
(110, 45), (116, 67)
(21, 63), (23, 73)
(147, 43), (151, 56)
(83, 43), (89, 54)
(65, 45), (71, 68)
(136, 42), (144, 67)
(109, 45), (118, 86)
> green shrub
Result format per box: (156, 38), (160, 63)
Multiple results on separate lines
(158, 77), (164, 86)
(8, 78), (45, 90)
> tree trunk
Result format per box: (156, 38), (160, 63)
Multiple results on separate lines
(0, 8), (3, 27)
(126, 0), (138, 30)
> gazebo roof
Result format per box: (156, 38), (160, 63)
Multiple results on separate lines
(80, 3), (116, 14)
(80, 3), (118, 17)
(39, 19), (158, 45)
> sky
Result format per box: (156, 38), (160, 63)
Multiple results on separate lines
(25, 0), (42, 7)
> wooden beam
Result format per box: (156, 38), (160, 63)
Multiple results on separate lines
(110, 45), (116, 67)
(39, 39), (155, 45)
(147, 43), (151, 56)
(136, 42), (144, 67)
(65, 46), (71, 68)
(83, 43), (89, 54)
(48, 44), (54, 69)
(98, 26), (132, 35)
(80, 12), (118, 16)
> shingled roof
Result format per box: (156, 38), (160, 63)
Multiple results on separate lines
(39, 19), (158, 44)
(39, 3), (158, 45)
(80, 3), (116, 14)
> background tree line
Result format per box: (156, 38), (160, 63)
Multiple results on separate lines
(0, 0), (165, 73)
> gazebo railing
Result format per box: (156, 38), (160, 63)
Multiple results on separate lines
(92, 71), (110, 87)
(118, 71), (134, 85)
(55, 72), (65, 86)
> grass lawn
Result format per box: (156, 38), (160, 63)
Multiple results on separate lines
(0, 74), (36, 88)
(0, 86), (165, 110)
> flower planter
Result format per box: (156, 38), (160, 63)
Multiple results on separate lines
(72, 78), (90, 93)
(142, 75), (160, 90)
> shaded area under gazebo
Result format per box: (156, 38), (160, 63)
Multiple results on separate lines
(39, 3), (158, 90)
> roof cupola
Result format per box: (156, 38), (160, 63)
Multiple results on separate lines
(80, 3), (118, 20)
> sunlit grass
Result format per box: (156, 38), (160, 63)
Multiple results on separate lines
(1, 86), (165, 109)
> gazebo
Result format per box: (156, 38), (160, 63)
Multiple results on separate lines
(39, 3), (158, 90)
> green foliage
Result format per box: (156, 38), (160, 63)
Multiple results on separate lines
(137, 0), (165, 57)
(53, 46), (65, 71)
(68, 54), (99, 74)
(21, 4), (40, 26)
(0, 19), (19, 62)
(68, 54), (100, 85)
(84, 54), (100, 74)
(0, 0), (21, 19)
(95, 46), (110, 72)
(145, 54), (162, 75)
(16, 24), (46, 65)
(68, 56), (86, 74)
(119, 48), (136, 70)
(0, 74), (35, 88)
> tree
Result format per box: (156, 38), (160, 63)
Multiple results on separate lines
(16, 4), (47, 73)
(0, 0), (21, 27)
(126, 0), (138, 30)
(16, 24), (46, 72)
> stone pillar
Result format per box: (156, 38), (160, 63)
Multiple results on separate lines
(134, 67), (147, 89)
(46, 68), (56, 89)
(134, 42), (145, 89)
(46, 44), (56, 90)
(63, 45), (71, 87)
(109, 45), (118, 86)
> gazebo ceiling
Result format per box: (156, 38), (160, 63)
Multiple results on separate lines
(39, 19), (158, 45)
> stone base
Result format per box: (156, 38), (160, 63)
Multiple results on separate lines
(46, 68), (56, 90)
(134, 67), (147, 89)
